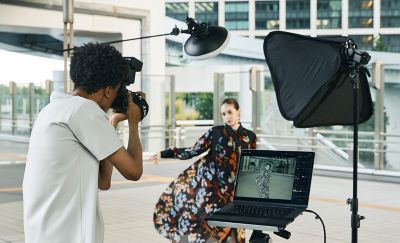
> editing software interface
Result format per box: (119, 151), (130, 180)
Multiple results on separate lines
(235, 153), (313, 204)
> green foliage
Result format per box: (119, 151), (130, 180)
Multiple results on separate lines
(180, 93), (213, 119)
(373, 34), (387, 52)
(166, 92), (240, 122)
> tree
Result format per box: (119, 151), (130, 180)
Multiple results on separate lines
(373, 34), (387, 52)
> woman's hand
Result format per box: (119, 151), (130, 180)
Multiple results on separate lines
(149, 152), (161, 164)
(109, 110), (128, 128)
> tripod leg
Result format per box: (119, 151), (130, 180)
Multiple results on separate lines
(249, 230), (271, 243)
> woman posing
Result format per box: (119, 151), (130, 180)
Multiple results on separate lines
(152, 98), (257, 243)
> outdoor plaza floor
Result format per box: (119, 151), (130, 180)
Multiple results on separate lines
(0, 158), (399, 243)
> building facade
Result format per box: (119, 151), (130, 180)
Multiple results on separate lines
(165, 0), (400, 52)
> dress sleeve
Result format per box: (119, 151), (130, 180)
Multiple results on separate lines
(250, 132), (257, 149)
(160, 127), (213, 160)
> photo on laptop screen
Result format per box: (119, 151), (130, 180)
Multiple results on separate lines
(235, 154), (296, 200)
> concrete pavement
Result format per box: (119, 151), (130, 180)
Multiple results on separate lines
(1, 159), (400, 243)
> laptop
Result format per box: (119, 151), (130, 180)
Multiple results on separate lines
(207, 149), (315, 232)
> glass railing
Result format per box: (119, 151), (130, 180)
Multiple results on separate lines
(1, 63), (399, 173)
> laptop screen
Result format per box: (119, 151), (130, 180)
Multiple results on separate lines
(234, 149), (315, 206)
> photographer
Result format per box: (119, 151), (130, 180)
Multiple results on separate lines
(23, 43), (145, 243)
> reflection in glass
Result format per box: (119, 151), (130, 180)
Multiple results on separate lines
(349, 0), (373, 28)
(255, 0), (279, 30)
(286, 0), (310, 29)
(317, 0), (341, 29)
(195, 2), (219, 27)
(166, 2), (189, 20)
(225, 1), (249, 30)
(381, 0), (400, 28)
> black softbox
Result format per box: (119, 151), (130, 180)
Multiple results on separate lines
(263, 31), (373, 128)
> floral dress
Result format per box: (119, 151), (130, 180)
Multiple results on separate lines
(255, 168), (271, 199)
(153, 124), (257, 243)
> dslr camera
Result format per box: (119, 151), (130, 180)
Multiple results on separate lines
(111, 57), (149, 121)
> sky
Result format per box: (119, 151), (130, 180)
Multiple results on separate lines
(0, 49), (64, 85)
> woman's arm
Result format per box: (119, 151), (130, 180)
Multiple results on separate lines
(250, 132), (257, 149)
(160, 127), (214, 160)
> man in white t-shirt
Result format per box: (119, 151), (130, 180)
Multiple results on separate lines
(23, 43), (144, 243)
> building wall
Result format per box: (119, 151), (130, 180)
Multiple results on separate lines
(0, 0), (167, 150)
(166, 0), (400, 52)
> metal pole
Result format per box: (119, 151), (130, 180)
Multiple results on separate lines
(169, 75), (176, 147)
(351, 68), (359, 243)
(9, 81), (16, 135)
(63, 23), (68, 93)
(63, 0), (74, 93)
(250, 67), (262, 133)
(69, 22), (74, 92)
(347, 67), (365, 243)
(213, 73), (224, 125)
(372, 60), (385, 170)
(29, 83), (34, 133)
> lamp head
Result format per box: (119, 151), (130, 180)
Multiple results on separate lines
(342, 39), (371, 67)
(180, 17), (230, 60)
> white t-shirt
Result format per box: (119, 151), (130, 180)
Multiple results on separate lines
(23, 92), (123, 243)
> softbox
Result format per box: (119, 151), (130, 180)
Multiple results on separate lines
(263, 31), (373, 128)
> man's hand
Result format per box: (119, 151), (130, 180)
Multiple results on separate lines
(126, 91), (145, 126)
(109, 91), (146, 127)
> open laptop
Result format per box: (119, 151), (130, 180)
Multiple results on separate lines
(207, 149), (315, 232)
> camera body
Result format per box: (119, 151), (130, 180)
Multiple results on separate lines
(111, 57), (149, 121)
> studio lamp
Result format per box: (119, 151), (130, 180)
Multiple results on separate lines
(181, 17), (230, 60)
(263, 31), (373, 243)
(63, 17), (230, 60)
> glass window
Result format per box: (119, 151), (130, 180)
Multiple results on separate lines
(317, 0), (341, 29)
(349, 35), (373, 50)
(380, 35), (400, 52)
(195, 2), (219, 27)
(349, 0), (373, 28)
(286, 0), (310, 29)
(166, 2), (189, 21)
(381, 0), (400, 27)
(255, 1), (279, 30)
(225, 1), (249, 30)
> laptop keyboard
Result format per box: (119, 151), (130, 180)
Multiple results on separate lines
(231, 204), (295, 218)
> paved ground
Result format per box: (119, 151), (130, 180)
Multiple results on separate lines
(1, 158), (400, 243)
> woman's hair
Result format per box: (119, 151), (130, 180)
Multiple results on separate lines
(221, 98), (239, 110)
(70, 43), (129, 94)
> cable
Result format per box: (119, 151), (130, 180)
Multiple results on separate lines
(305, 209), (326, 243)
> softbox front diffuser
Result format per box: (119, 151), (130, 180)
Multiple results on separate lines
(263, 31), (373, 128)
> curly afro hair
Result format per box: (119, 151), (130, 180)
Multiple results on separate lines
(70, 43), (129, 94)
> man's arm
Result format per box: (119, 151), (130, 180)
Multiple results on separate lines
(98, 159), (113, 190)
(98, 92), (143, 189)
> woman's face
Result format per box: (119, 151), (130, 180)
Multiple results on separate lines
(220, 103), (240, 127)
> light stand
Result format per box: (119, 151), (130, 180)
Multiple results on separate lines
(343, 41), (370, 242)
(263, 32), (373, 243)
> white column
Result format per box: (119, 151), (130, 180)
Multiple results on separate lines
(248, 0), (255, 38)
(188, 0), (195, 18)
(342, 0), (349, 36)
(218, 0), (225, 26)
(52, 71), (66, 93)
(310, 0), (317, 37)
(279, 0), (286, 30)
(373, 0), (381, 38)
(239, 65), (253, 128)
